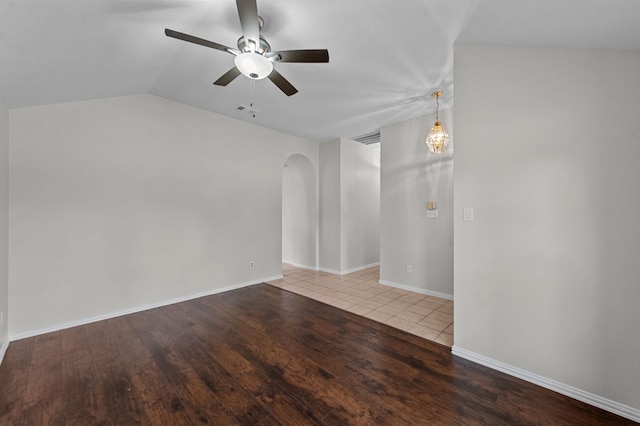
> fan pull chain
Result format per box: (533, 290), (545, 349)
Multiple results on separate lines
(250, 80), (256, 118)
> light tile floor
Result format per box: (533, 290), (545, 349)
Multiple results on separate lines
(267, 263), (454, 347)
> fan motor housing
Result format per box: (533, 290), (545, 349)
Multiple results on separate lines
(237, 35), (271, 54)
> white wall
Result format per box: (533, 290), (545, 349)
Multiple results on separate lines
(282, 154), (317, 269)
(380, 114), (454, 298)
(281, 165), (293, 263)
(318, 138), (380, 273)
(454, 44), (640, 415)
(339, 138), (380, 271)
(319, 140), (341, 272)
(0, 97), (8, 358)
(9, 94), (319, 338)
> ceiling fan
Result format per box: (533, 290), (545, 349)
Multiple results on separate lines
(165, 0), (329, 96)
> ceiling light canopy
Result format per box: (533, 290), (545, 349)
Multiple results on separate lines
(425, 90), (450, 154)
(234, 52), (273, 80)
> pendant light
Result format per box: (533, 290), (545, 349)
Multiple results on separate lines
(425, 90), (450, 154)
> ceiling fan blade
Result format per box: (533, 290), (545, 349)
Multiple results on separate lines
(270, 49), (329, 63)
(268, 69), (298, 96)
(213, 67), (242, 86)
(165, 28), (237, 54)
(236, 0), (260, 47)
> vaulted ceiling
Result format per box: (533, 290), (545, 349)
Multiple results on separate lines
(1, 0), (639, 142)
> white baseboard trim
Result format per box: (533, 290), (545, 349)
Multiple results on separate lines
(318, 267), (340, 274)
(0, 339), (9, 366)
(286, 262), (380, 276)
(318, 262), (380, 276)
(287, 262), (319, 272)
(9, 275), (282, 342)
(452, 346), (640, 423)
(339, 262), (380, 275)
(379, 279), (454, 301)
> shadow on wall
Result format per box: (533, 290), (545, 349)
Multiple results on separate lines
(282, 154), (317, 270)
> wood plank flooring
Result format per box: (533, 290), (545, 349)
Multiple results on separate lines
(0, 284), (634, 425)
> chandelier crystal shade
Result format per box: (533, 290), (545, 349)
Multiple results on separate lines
(425, 90), (450, 154)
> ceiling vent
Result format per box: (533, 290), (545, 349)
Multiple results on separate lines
(235, 104), (260, 117)
(352, 130), (380, 145)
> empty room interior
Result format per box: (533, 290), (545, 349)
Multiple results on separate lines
(1, 0), (639, 424)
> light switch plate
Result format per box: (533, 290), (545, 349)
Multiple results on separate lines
(427, 210), (438, 218)
(463, 208), (474, 222)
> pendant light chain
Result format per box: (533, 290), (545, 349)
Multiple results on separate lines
(250, 80), (256, 118)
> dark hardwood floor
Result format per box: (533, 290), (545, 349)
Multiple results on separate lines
(0, 284), (634, 425)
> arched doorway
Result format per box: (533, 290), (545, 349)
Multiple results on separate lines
(282, 154), (317, 270)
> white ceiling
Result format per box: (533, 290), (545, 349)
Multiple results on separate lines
(1, 0), (639, 142)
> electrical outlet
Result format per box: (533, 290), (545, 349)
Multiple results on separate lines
(406, 265), (413, 274)
(249, 261), (255, 269)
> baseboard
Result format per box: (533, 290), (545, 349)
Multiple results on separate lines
(379, 279), (454, 301)
(283, 259), (317, 271)
(452, 346), (640, 423)
(319, 262), (380, 276)
(317, 267), (340, 274)
(339, 262), (380, 275)
(0, 339), (9, 366)
(287, 262), (319, 271)
(9, 275), (282, 342)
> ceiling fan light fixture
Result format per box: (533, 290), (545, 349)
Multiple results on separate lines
(234, 52), (273, 80)
(425, 90), (450, 154)
(164, 0), (328, 95)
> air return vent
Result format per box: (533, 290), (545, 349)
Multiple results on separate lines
(352, 130), (380, 145)
(235, 104), (260, 117)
